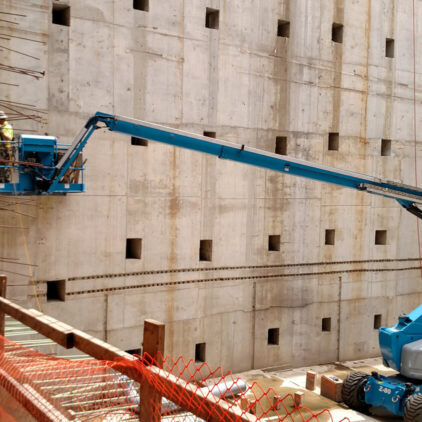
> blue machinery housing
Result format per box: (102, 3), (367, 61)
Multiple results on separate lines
(363, 373), (422, 416)
(3, 112), (422, 220)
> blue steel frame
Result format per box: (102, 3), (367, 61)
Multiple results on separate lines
(48, 112), (422, 219)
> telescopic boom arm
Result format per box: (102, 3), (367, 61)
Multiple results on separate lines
(49, 112), (422, 219)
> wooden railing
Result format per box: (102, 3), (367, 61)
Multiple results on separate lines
(0, 276), (255, 422)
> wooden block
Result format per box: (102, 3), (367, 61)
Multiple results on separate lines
(272, 394), (280, 410)
(240, 397), (250, 411)
(306, 370), (317, 390)
(320, 375), (343, 402)
(294, 391), (304, 406)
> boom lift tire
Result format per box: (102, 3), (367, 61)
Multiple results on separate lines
(404, 394), (422, 422)
(342, 371), (370, 413)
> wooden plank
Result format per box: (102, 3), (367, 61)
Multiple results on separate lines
(72, 329), (133, 361)
(139, 319), (165, 421)
(0, 297), (73, 348)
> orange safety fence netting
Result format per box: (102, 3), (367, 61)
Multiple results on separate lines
(0, 336), (350, 422)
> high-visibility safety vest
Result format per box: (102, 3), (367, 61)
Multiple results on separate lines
(0, 121), (13, 148)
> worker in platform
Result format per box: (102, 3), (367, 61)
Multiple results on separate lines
(0, 111), (13, 182)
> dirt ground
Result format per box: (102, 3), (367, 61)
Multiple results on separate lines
(237, 357), (402, 421)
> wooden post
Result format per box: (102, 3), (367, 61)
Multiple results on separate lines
(272, 394), (280, 410)
(139, 319), (165, 421)
(0, 275), (6, 337)
(294, 391), (304, 406)
(306, 370), (317, 390)
(240, 397), (250, 411)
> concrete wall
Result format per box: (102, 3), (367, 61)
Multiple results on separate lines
(1, 0), (422, 372)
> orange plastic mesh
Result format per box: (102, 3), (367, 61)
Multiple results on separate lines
(0, 336), (350, 421)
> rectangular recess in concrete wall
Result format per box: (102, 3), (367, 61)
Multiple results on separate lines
(328, 133), (339, 151)
(203, 131), (216, 139)
(205, 8), (219, 29)
(199, 240), (212, 261)
(375, 230), (387, 245)
(267, 328), (279, 345)
(381, 139), (391, 156)
(275, 136), (287, 155)
(131, 136), (148, 146)
(325, 229), (335, 245)
(374, 314), (382, 329)
(268, 235), (281, 251)
(332, 23), (343, 43)
(133, 0), (149, 12)
(46, 280), (66, 302)
(52, 3), (70, 27)
(322, 318), (331, 332)
(386, 38), (394, 58)
(126, 238), (142, 259)
(277, 20), (290, 38)
(126, 348), (142, 355)
(195, 343), (206, 362)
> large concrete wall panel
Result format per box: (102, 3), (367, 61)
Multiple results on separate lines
(3, 0), (422, 373)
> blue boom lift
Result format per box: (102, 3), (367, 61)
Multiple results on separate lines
(3, 112), (422, 221)
(342, 307), (422, 420)
(4, 112), (422, 419)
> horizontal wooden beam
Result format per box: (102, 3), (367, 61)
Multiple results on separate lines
(72, 329), (133, 361)
(0, 297), (73, 348)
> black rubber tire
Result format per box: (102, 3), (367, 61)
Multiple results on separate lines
(404, 394), (422, 422)
(342, 371), (370, 413)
